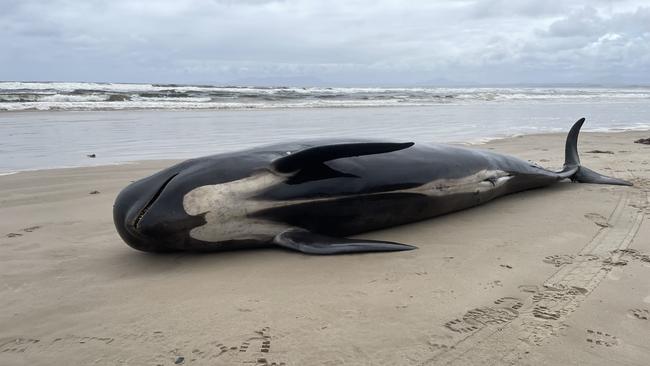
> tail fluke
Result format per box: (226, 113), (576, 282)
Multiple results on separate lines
(573, 166), (632, 186)
(561, 118), (632, 186)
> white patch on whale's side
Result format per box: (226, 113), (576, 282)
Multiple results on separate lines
(404, 169), (513, 196)
(182, 169), (513, 244)
(183, 172), (289, 243)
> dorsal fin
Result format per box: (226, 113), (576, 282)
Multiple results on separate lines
(271, 142), (414, 173)
(564, 117), (585, 168)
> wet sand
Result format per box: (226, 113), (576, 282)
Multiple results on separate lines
(1, 131), (649, 365)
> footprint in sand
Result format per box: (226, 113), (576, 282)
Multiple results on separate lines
(0, 337), (40, 353)
(201, 327), (283, 365)
(22, 226), (41, 233)
(494, 297), (523, 310)
(48, 335), (115, 349)
(5, 226), (41, 238)
(532, 305), (562, 320)
(584, 213), (610, 228)
(628, 309), (649, 320)
(444, 297), (522, 333)
(585, 329), (618, 347)
(543, 254), (574, 267)
(613, 249), (650, 264)
(427, 334), (455, 354)
(429, 343), (452, 350)
(602, 257), (628, 268)
(444, 318), (481, 334)
(465, 307), (518, 326)
(256, 358), (286, 366)
(518, 284), (538, 293)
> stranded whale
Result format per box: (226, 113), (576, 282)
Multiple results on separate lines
(113, 118), (632, 254)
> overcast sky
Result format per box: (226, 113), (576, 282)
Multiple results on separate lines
(1, 0), (649, 86)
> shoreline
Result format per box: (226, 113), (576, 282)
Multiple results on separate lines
(3, 104), (649, 175)
(2, 129), (649, 176)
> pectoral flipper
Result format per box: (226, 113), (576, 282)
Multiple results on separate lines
(273, 228), (417, 254)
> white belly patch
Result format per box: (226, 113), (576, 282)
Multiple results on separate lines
(182, 169), (513, 244)
(183, 172), (289, 243)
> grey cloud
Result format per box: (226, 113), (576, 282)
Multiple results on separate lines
(467, 0), (569, 18)
(544, 6), (650, 39)
(545, 7), (603, 38)
(0, 0), (649, 85)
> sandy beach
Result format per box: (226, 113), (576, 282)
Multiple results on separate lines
(1, 130), (649, 366)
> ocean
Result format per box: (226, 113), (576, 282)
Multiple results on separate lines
(1, 82), (649, 174)
(3, 81), (650, 111)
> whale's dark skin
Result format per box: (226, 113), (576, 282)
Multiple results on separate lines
(113, 118), (632, 254)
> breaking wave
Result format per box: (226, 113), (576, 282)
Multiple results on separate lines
(2, 81), (650, 111)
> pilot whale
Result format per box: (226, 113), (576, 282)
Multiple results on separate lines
(113, 118), (632, 254)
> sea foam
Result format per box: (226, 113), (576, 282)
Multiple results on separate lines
(2, 82), (650, 111)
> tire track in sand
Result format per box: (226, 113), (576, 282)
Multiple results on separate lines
(423, 181), (648, 366)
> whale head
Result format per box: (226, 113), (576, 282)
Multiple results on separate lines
(113, 164), (197, 252)
(112, 156), (263, 252)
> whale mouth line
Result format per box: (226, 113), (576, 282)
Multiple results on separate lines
(133, 173), (178, 230)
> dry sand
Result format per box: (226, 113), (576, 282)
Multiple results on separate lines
(1, 131), (649, 366)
